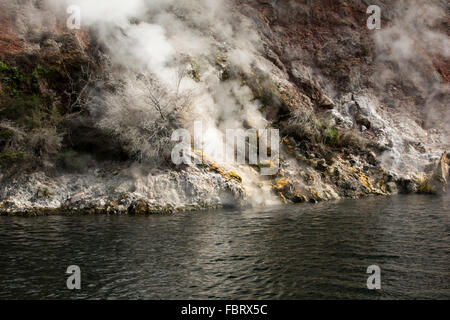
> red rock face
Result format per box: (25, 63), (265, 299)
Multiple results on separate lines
(239, 0), (449, 145)
(0, 13), (24, 59)
(433, 55), (450, 83)
(238, 1), (372, 88)
(0, 1), (92, 62)
(240, 0), (449, 90)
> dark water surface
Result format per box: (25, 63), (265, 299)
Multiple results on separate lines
(0, 195), (449, 299)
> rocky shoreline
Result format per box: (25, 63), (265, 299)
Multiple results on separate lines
(0, 1), (448, 216)
(1, 152), (447, 216)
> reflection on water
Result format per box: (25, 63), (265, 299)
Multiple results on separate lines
(0, 195), (449, 299)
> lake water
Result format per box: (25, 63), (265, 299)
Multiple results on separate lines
(0, 195), (449, 299)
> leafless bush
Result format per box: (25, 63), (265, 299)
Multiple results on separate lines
(0, 120), (63, 168)
(338, 130), (367, 150)
(0, 120), (26, 149)
(96, 71), (192, 166)
(284, 107), (327, 144)
(284, 107), (368, 151)
(64, 62), (109, 114)
(28, 127), (63, 159)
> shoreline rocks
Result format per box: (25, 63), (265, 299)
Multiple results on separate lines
(2, 153), (447, 216)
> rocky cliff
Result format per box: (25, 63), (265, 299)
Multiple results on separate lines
(0, 0), (448, 215)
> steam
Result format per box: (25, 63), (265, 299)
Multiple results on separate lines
(371, 0), (450, 171)
(43, 0), (277, 205)
(373, 0), (449, 131)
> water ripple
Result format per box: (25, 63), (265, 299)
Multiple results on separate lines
(0, 195), (449, 299)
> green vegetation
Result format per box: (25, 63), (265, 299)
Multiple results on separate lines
(0, 148), (26, 168)
(0, 126), (14, 144)
(31, 64), (53, 89)
(0, 95), (63, 129)
(285, 107), (368, 152)
(0, 61), (26, 96)
(0, 61), (66, 170)
(325, 128), (340, 146)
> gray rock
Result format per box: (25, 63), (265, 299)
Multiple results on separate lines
(386, 182), (398, 194)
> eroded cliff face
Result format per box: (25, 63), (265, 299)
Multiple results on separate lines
(0, 0), (448, 214)
(244, 0), (449, 159)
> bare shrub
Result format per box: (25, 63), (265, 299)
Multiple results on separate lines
(284, 107), (368, 151)
(0, 121), (63, 168)
(28, 127), (63, 158)
(64, 63), (109, 114)
(284, 107), (329, 144)
(95, 71), (192, 166)
(0, 120), (26, 149)
(338, 130), (367, 151)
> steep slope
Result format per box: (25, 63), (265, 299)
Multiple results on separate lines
(0, 0), (448, 214)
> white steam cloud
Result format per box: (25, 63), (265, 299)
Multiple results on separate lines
(371, 0), (450, 172)
(43, 0), (277, 205)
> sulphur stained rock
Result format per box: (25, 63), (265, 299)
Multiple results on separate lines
(429, 152), (450, 194)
